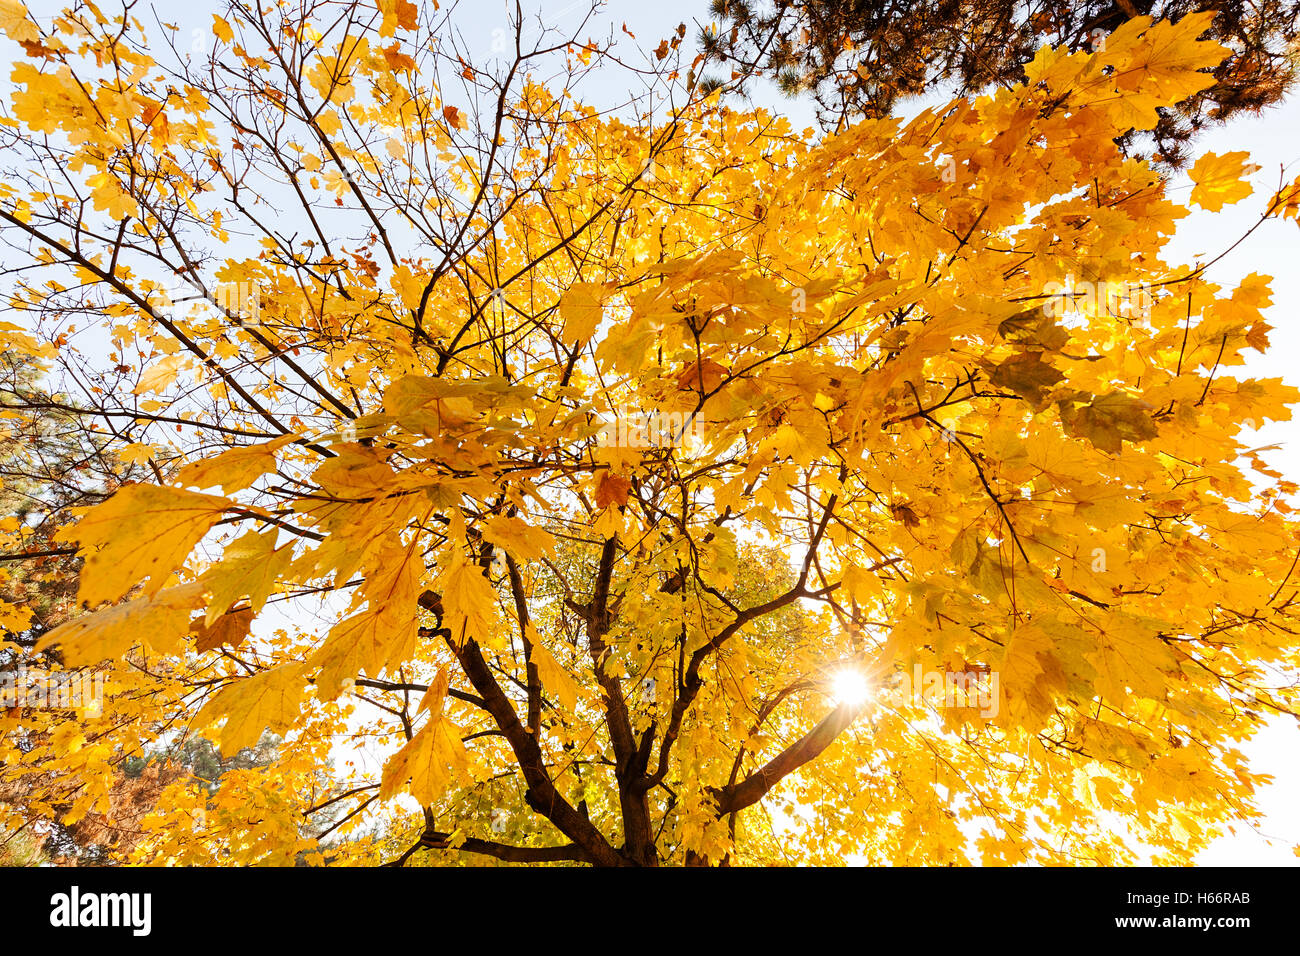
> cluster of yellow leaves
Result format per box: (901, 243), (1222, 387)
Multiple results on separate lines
(4, 5), (1299, 866)
(380, 667), (468, 805)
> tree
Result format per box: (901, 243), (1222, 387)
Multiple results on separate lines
(701, 0), (1300, 164)
(0, 348), (141, 639)
(0, 343), (311, 863)
(2, 0), (1300, 867)
(0, 348), (142, 862)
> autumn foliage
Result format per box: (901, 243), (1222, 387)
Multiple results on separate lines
(703, 0), (1300, 165)
(2, 1), (1300, 866)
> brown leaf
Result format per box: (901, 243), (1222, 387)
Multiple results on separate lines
(351, 251), (380, 279)
(19, 39), (59, 59)
(1060, 392), (1159, 454)
(595, 474), (632, 510)
(382, 43), (417, 72)
(443, 105), (465, 130)
(191, 607), (255, 653)
(890, 502), (921, 528)
(987, 351), (1064, 406)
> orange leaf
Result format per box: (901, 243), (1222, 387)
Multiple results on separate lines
(595, 473), (631, 509)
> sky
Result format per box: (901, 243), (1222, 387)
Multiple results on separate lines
(9, 0), (1300, 864)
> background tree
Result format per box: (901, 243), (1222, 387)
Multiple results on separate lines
(701, 0), (1300, 164)
(1, 0), (1299, 867)
(0, 350), (138, 644)
(0, 345), (134, 863)
(0, 347), (306, 862)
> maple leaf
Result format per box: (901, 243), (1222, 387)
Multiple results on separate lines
(1188, 151), (1260, 211)
(382, 668), (467, 804)
(190, 607), (255, 653)
(676, 358), (727, 393)
(377, 0), (418, 37)
(434, 552), (499, 647)
(595, 473), (632, 509)
(133, 354), (185, 394)
(1061, 392), (1159, 454)
(211, 15), (233, 43)
(194, 662), (308, 754)
(559, 282), (611, 343)
(174, 435), (295, 493)
(527, 633), (581, 713)
(1097, 13), (1227, 131)
(35, 582), (207, 664)
(53, 485), (230, 605)
(0, 1), (38, 44)
(482, 515), (555, 562)
(18, 37), (57, 58)
(382, 42), (417, 73)
(987, 351), (1064, 406)
(309, 544), (421, 696)
(1270, 176), (1300, 225)
(119, 442), (155, 466)
(442, 105), (466, 130)
(198, 528), (290, 624)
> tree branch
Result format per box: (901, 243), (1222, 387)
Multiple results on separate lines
(712, 702), (867, 817)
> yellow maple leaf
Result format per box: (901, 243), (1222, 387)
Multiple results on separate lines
(133, 354), (185, 395)
(527, 632), (580, 713)
(0, 596), (33, 634)
(211, 15), (233, 43)
(1189, 151), (1260, 211)
(35, 581), (207, 664)
(1091, 13), (1227, 131)
(415, 664), (453, 716)
(119, 442), (155, 465)
(194, 662), (307, 754)
(309, 545), (421, 695)
(559, 282), (611, 343)
(0, 1), (38, 44)
(86, 171), (138, 220)
(376, 0), (418, 38)
(316, 108), (342, 136)
(198, 528), (290, 625)
(54, 484), (230, 605)
(174, 434), (295, 493)
(383, 667), (467, 804)
(482, 514), (555, 562)
(436, 551), (499, 646)
(1270, 175), (1300, 224)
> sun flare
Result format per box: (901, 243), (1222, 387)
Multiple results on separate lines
(830, 670), (872, 708)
